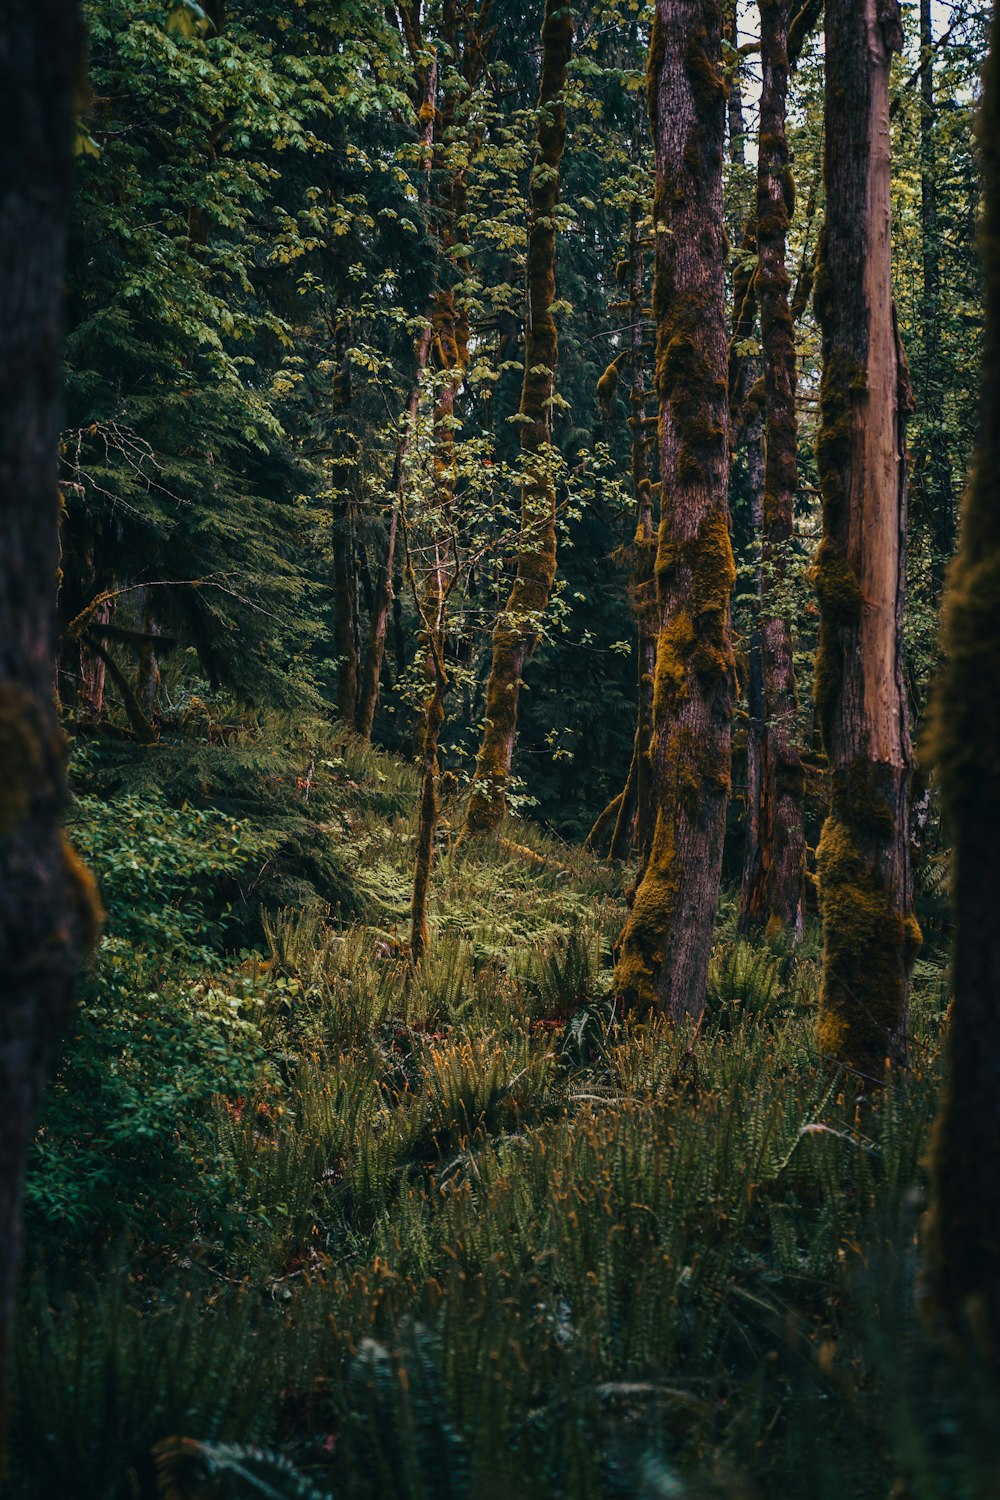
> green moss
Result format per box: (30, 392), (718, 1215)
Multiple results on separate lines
(61, 830), (104, 954)
(812, 539), (863, 628)
(816, 757), (920, 1072)
(596, 355), (622, 410)
(684, 30), (726, 112)
(645, 7), (665, 131)
(0, 684), (46, 835)
(614, 811), (680, 1011)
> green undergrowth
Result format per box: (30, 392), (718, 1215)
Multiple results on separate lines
(16, 718), (988, 1498)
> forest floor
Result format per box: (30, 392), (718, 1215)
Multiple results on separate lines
(13, 716), (993, 1499)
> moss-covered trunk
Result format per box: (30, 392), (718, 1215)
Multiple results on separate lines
(813, 0), (918, 1073)
(612, 0), (735, 1019)
(924, 2), (1000, 1359)
(740, 0), (805, 937)
(464, 0), (573, 836)
(0, 0), (99, 1440)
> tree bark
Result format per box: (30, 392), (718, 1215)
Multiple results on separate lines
(612, 0), (735, 1018)
(464, 0), (573, 836)
(0, 0), (100, 1444)
(924, 0), (1000, 1361)
(813, 0), (918, 1074)
(740, 0), (806, 937)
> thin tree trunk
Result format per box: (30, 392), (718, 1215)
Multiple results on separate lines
(739, 421), (766, 926)
(628, 191), (657, 862)
(608, 754), (638, 862)
(136, 593), (161, 717)
(0, 0), (100, 1442)
(464, 0), (573, 835)
(613, 0), (735, 1018)
(331, 327), (359, 725)
(356, 48), (438, 741)
(409, 546), (449, 964)
(78, 598), (110, 722)
(925, 0), (1000, 1359)
(918, 0), (954, 594)
(741, 0), (806, 937)
(813, 0), (918, 1073)
(356, 327), (433, 740)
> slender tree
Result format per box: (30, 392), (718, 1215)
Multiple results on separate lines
(464, 0), (573, 836)
(356, 38), (438, 742)
(812, 0), (919, 1072)
(331, 323), (360, 726)
(740, 0), (806, 936)
(613, 0), (735, 1017)
(925, 0), (1000, 1359)
(0, 0), (100, 1438)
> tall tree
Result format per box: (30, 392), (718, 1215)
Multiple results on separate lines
(813, 0), (919, 1072)
(613, 0), (735, 1017)
(740, 0), (806, 937)
(0, 0), (100, 1437)
(925, 0), (1000, 1359)
(464, 0), (574, 836)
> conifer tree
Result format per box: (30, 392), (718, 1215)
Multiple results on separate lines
(612, 0), (735, 1017)
(740, 0), (806, 937)
(925, 0), (1000, 1358)
(813, 0), (919, 1072)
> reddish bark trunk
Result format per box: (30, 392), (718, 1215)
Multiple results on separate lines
(813, 0), (918, 1073)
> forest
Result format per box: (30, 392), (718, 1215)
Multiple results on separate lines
(0, 0), (999, 1494)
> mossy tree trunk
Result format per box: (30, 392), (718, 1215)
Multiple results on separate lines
(612, 0), (736, 1018)
(0, 0), (101, 1440)
(464, 0), (573, 837)
(925, 1), (1000, 1359)
(813, 0), (918, 1074)
(741, 0), (806, 937)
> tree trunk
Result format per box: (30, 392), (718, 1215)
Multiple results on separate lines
(331, 328), (359, 726)
(612, 0), (735, 1018)
(918, 0), (954, 595)
(741, 0), (806, 937)
(464, 0), (573, 836)
(409, 549), (448, 964)
(924, 0), (1000, 1360)
(813, 0), (918, 1074)
(78, 597), (110, 722)
(0, 0), (100, 1443)
(356, 47), (439, 742)
(739, 421), (766, 926)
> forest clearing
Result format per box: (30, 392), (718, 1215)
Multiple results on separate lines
(0, 0), (998, 1495)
